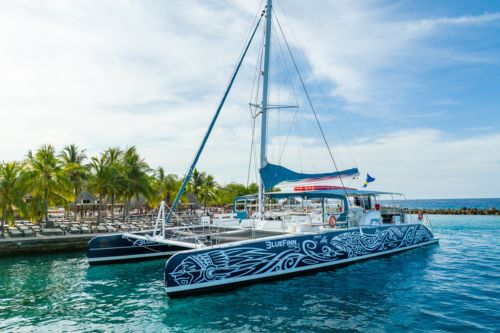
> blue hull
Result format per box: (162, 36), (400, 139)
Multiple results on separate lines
(164, 224), (438, 297)
(87, 231), (185, 265)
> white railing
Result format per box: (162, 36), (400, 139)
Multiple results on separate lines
(423, 215), (433, 229)
(151, 201), (205, 247)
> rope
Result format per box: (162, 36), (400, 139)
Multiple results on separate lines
(270, 17), (330, 172)
(247, 117), (256, 187)
(274, 0), (358, 170)
(273, 10), (349, 197)
(233, 0), (266, 76)
(165, 8), (266, 225)
(271, 22), (297, 163)
(272, 21), (301, 164)
(249, 22), (266, 118)
(247, 19), (267, 187)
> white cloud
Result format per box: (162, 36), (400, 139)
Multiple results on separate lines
(264, 128), (500, 199)
(409, 13), (500, 31)
(0, 0), (263, 165)
(466, 126), (493, 132)
(272, 2), (500, 114)
(347, 129), (500, 198)
(0, 1), (498, 199)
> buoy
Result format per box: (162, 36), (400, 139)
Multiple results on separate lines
(328, 215), (337, 228)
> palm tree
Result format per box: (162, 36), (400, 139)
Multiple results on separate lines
(25, 145), (73, 227)
(59, 144), (88, 221)
(87, 155), (115, 225)
(212, 182), (257, 206)
(121, 147), (151, 219)
(200, 174), (216, 213)
(151, 167), (181, 207)
(189, 168), (206, 199)
(0, 161), (28, 230)
(103, 147), (124, 223)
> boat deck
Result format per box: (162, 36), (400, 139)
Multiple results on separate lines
(163, 225), (287, 247)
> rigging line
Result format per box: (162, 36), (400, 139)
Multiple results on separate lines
(270, 26), (286, 158)
(278, 108), (298, 164)
(247, 21), (266, 186)
(272, 4), (330, 164)
(272, 17), (300, 108)
(296, 123), (305, 172)
(271, 21), (299, 159)
(165, 9), (266, 225)
(257, 23), (265, 101)
(232, 0), (266, 76)
(248, 46), (259, 117)
(274, 1), (358, 170)
(272, 16), (326, 172)
(249, 22), (266, 118)
(254, 125), (260, 187)
(251, 25), (266, 118)
(272, 17), (302, 163)
(183, 4), (265, 177)
(246, 117), (256, 187)
(273, 9), (350, 197)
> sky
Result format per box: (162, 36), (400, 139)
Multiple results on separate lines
(0, 0), (499, 199)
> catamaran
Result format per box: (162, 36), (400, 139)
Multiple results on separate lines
(88, 0), (438, 295)
(161, 0), (438, 297)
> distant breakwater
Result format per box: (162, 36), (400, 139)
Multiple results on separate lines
(403, 208), (500, 215)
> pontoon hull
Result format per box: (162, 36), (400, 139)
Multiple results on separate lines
(164, 224), (438, 297)
(87, 232), (186, 265)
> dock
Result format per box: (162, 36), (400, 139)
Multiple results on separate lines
(0, 213), (201, 257)
(0, 233), (100, 257)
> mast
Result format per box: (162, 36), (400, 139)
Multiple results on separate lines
(259, 0), (272, 219)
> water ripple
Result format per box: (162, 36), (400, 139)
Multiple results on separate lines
(0, 215), (499, 332)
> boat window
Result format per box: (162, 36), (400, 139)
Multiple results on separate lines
(361, 196), (372, 210)
(235, 202), (246, 212)
(325, 198), (343, 214)
(305, 198), (322, 213)
(350, 196), (372, 210)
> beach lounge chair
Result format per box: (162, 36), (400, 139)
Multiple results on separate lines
(106, 226), (117, 233)
(94, 225), (107, 233)
(9, 229), (24, 238)
(21, 228), (35, 237)
(41, 228), (65, 236)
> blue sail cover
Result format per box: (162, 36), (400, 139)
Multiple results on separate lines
(259, 163), (360, 190)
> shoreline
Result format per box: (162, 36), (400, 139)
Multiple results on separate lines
(402, 208), (500, 215)
(1, 211), (498, 258)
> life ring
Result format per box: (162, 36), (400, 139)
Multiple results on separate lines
(417, 212), (423, 221)
(328, 215), (337, 228)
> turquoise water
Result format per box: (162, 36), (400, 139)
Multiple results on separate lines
(1, 215), (499, 332)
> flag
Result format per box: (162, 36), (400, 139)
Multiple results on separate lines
(363, 174), (375, 188)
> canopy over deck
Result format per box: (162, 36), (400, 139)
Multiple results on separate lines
(259, 163), (360, 190)
(236, 189), (404, 202)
